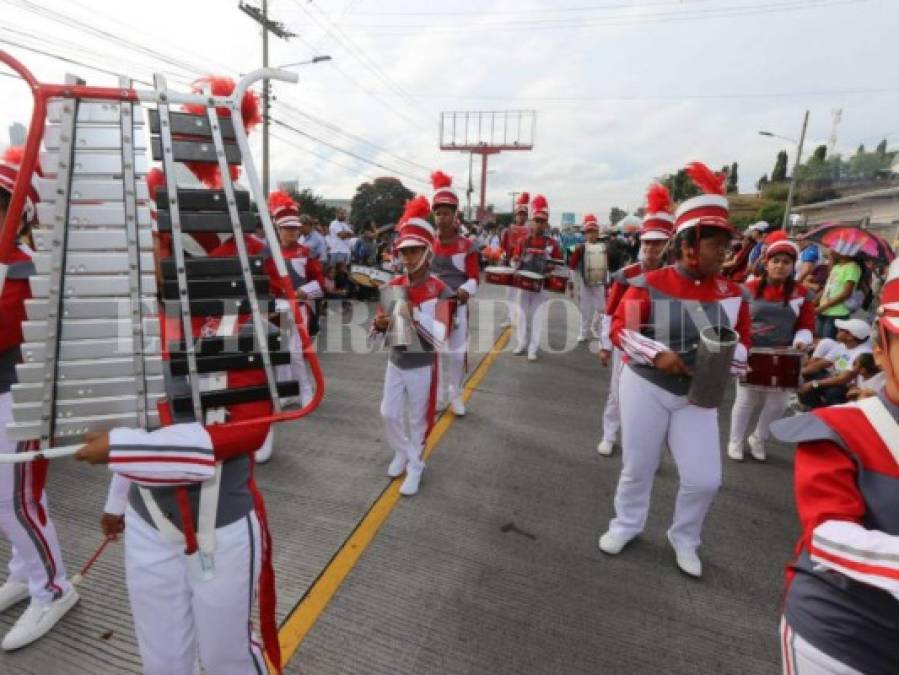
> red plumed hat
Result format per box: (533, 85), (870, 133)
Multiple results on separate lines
(530, 194), (549, 220)
(640, 182), (674, 240)
(268, 190), (301, 228)
(0, 145), (42, 224)
(674, 162), (732, 235)
(396, 195), (435, 249)
(763, 229), (799, 259)
(514, 191), (530, 214)
(430, 170), (458, 209)
(182, 76), (262, 189)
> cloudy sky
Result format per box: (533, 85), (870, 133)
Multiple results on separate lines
(1, 0), (897, 221)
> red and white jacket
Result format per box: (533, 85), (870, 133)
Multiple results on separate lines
(431, 235), (479, 295)
(599, 261), (644, 351)
(281, 241), (325, 300)
(742, 278), (815, 349)
(512, 234), (562, 273)
(500, 224), (530, 263)
(0, 243), (33, 355)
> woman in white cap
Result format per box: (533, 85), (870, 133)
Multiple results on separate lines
(726, 231), (815, 462)
(596, 183), (674, 456)
(770, 260), (899, 675)
(372, 197), (454, 496)
(598, 163), (751, 578)
(797, 318), (872, 409)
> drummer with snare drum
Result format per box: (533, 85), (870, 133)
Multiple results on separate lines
(726, 231), (815, 463)
(510, 195), (562, 361)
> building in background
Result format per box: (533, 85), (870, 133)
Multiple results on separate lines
(793, 186), (899, 244)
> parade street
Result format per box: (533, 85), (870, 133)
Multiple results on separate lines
(0, 285), (797, 674)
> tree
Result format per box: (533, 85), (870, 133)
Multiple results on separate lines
(756, 173), (769, 192)
(876, 138), (889, 157)
(660, 169), (701, 202)
(609, 207), (627, 225)
(812, 144), (827, 162)
(727, 162), (739, 193)
(772, 150), (789, 182)
(349, 177), (414, 229)
(288, 187), (336, 225)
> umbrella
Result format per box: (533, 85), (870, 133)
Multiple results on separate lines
(803, 222), (896, 265)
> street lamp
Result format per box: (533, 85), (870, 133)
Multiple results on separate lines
(276, 55), (332, 68)
(757, 110), (809, 234)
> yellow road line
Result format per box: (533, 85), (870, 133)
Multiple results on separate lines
(277, 327), (511, 667)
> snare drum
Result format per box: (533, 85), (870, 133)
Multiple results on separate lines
(513, 271), (545, 293)
(742, 348), (802, 391)
(544, 270), (568, 294)
(350, 265), (392, 287)
(485, 265), (515, 286)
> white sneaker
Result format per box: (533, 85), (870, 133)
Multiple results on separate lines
(254, 428), (275, 464)
(669, 540), (702, 578)
(300, 385), (314, 408)
(527, 351), (538, 362)
(2, 588), (79, 651)
(387, 452), (407, 478)
(597, 440), (614, 456)
(726, 440), (744, 462)
(577, 333), (588, 343)
(747, 434), (767, 462)
(0, 581), (28, 614)
(598, 530), (634, 555)
(399, 466), (423, 496)
(513, 345), (527, 355)
(450, 397), (466, 416)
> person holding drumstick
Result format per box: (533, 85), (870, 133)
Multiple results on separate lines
(598, 163), (751, 578)
(511, 195), (562, 361)
(499, 193), (531, 328)
(726, 231), (815, 462)
(429, 171), (479, 416)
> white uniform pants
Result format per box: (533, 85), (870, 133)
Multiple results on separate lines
(380, 361), (434, 473)
(514, 289), (548, 354)
(124, 506), (266, 675)
(729, 381), (791, 443)
(609, 367), (722, 550)
(440, 306), (468, 402)
(578, 281), (605, 337)
(601, 348), (624, 444)
(504, 286), (517, 324)
(277, 304), (313, 402)
(780, 618), (863, 675)
(0, 392), (71, 605)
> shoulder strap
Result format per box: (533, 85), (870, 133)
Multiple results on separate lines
(854, 397), (899, 467)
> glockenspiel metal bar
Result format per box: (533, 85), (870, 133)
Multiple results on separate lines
(155, 73), (202, 418)
(12, 392), (166, 422)
(6, 410), (161, 444)
(47, 99), (147, 125)
(36, 203), (152, 227)
(35, 177), (150, 203)
(44, 124), (147, 152)
(33, 251), (155, 275)
(30, 274), (156, 298)
(39, 150), (150, 177)
(23, 317), (158, 342)
(26, 296), (158, 321)
(11, 375), (165, 405)
(21, 336), (162, 363)
(33, 228), (153, 252)
(16, 356), (163, 384)
(120, 75), (151, 430)
(204, 88), (281, 413)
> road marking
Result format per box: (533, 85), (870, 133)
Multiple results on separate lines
(277, 327), (511, 667)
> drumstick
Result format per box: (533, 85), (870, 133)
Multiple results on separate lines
(0, 444), (82, 464)
(71, 537), (113, 587)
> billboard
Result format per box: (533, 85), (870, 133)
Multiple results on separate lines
(560, 212), (576, 227)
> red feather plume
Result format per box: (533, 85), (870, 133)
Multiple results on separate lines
(145, 168), (165, 198)
(645, 182), (673, 214)
(400, 195), (432, 223)
(2, 145), (42, 175)
(685, 162), (726, 196)
(268, 190), (297, 214)
(430, 170), (453, 190)
(764, 229), (787, 246)
(516, 191), (530, 206)
(531, 194), (548, 211)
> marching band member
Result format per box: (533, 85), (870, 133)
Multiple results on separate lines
(0, 147), (78, 650)
(269, 190), (323, 411)
(770, 260), (899, 675)
(499, 192), (531, 328)
(596, 183), (674, 456)
(567, 214), (605, 343)
(429, 171), (479, 417)
(372, 197), (453, 496)
(598, 163), (751, 578)
(726, 231), (814, 462)
(511, 195), (562, 361)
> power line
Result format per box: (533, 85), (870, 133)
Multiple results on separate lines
(344, 0), (716, 16)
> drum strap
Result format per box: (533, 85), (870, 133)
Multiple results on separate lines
(854, 397), (899, 467)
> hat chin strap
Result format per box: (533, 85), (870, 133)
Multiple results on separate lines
(407, 248), (431, 274)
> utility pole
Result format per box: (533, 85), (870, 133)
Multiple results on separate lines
(508, 191), (520, 214)
(783, 110), (809, 234)
(239, 1), (295, 195)
(466, 152), (474, 221)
